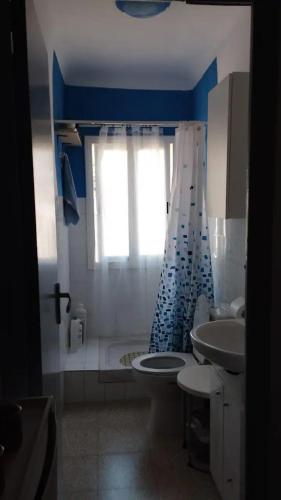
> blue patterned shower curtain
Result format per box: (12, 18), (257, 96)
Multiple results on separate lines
(149, 122), (214, 353)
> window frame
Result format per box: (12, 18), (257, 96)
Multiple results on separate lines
(85, 134), (175, 270)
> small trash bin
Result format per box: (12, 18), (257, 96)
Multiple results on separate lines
(189, 405), (210, 472)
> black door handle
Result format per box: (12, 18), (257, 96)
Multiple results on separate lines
(53, 283), (71, 324)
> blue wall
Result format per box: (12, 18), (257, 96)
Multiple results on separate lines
(53, 54), (217, 198)
(65, 86), (193, 122)
(64, 59), (217, 124)
(65, 145), (86, 197)
(53, 53), (65, 120)
(192, 59), (218, 122)
(53, 53), (65, 195)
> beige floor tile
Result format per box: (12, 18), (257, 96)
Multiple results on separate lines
(98, 488), (158, 500)
(98, 452), (156, 491)
(63, 419), (99, 456)
(156, 489), (192, 500)
(98, 400), (150, 430)
(147, 432), (184, 451)
(98, 427), (149, 454)
(63, 402), (101, 423)
(62, 400), (220, 500)
(63, 491), (98, 500)
(104, 383), (126, 401)
(63, 455), (98, 492)
(150, 447), (199, 492)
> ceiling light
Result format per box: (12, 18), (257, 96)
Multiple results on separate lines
(115, 1), (171, 19)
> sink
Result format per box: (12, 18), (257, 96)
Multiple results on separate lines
(190, 319), (245, 373)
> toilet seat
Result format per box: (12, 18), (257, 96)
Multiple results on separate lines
(132, 352), (196, 375)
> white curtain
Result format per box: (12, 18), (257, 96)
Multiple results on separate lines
(90, 125), (167, 338)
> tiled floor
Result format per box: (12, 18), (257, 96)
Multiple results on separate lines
(62, 399), (220, 500)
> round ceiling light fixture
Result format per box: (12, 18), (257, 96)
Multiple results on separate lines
(115, 1), (171, 19)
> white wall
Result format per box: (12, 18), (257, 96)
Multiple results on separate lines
(33, 1), (70, 368)
(208, 218), (246, 305)
(208, 7), (251, 306)
(56, 197), (71, 367)
(216, 8), (251, 83)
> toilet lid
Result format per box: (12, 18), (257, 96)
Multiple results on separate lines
(132, 352), (196, 374)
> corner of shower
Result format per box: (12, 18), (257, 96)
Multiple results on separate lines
(63, 334), (150, 403)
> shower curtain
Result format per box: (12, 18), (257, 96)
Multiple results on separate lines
(150, 122), (214, 353)
(91, 125), (165, 338)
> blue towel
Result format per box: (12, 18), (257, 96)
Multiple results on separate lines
(61, 153), (80, 225)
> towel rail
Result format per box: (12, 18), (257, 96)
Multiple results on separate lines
(55, 123), (82, 147)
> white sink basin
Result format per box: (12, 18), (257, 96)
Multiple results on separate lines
(190, 319), (245, 373)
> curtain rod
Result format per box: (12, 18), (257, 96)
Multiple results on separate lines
(131, 1), (251, 4)
(55, 120), (206, 128)
(79, 121), (206, 128)
(80, 121), (179, 128)
(115, 1), (251, 4)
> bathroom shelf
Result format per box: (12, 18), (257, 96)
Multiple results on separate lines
(54, 122), (82, 146)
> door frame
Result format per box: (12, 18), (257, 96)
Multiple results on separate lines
(4, 0), (281, 498)
(186, 2), (281, 498)
(4, 0), (43, 397)
(245, 2), (281, 499)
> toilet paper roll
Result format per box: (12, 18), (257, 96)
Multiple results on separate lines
(230, 297), (245, 318)
(70, 318), (83, 351)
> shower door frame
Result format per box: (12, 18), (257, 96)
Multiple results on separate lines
(188, 2), (281, 500)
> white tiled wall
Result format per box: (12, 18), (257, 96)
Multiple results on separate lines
(64, 370), (148, 403)
(68, 199), (95, 337)
(208, 217), (246, 306)
(64, 338), (99, 371)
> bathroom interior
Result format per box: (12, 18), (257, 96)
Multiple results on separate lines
(26, 0), (250, 498)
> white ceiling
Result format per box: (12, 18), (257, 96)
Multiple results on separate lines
(34, 0), (248, 90)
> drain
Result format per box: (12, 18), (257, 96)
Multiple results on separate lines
(119, 352), (147, 368)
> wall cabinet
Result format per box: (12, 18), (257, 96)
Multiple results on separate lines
(210, 370), (244, 500)
(207, 72), (249, 218)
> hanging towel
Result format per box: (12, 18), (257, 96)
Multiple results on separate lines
(61, 153), (80, 225)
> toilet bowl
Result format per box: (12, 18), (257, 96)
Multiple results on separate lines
(132, 352), (197, 434)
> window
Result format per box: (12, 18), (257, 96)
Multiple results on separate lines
(85, 134), (174, 268)
(96, 147), (129, 259)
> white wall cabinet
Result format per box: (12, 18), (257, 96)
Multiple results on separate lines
(207, 72), (249, 218)
(210, 370), (244, 500)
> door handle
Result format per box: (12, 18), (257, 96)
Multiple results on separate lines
(53, 283), (71, 324)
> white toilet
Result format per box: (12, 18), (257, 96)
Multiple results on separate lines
(132, 352), (197, 434)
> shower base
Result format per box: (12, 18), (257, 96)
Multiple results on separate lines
(64, 336), (150, 403)
(64, 335), (149, 371)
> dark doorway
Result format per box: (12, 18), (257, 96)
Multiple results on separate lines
(4, 1), (281, 499)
